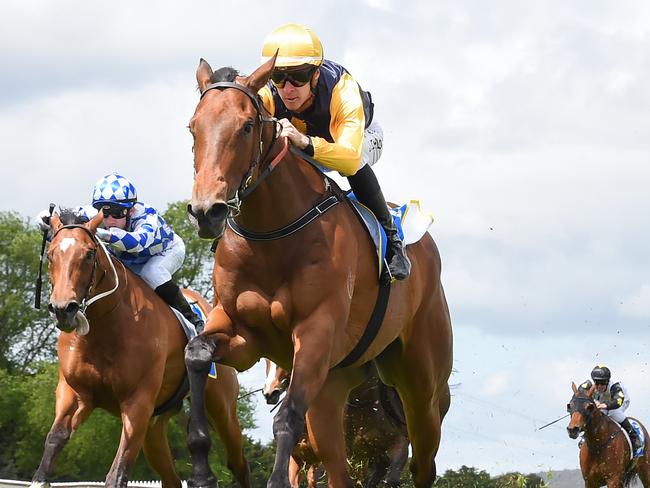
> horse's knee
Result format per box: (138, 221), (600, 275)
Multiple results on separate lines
(46, 423), (71, 448)
(184, 336), (215, 372)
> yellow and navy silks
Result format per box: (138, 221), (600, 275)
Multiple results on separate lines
(259, 59), (374, 176)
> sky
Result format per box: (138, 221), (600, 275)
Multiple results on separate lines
(2, 0), (650, 477)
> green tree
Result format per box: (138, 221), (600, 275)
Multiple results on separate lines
(163, 200), (214, 298)
(0, 211), (56, 372)
(433, 465), (492, 487)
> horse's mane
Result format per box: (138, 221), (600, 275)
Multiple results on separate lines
(210, 67), (239, 83)
(58, 208), (88, 226)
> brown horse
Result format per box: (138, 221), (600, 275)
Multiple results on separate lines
(31, 211), (250, 488)
(567, 382), (650, 487)
(184, 56), (453, 488)
(262, 360), (410, 487)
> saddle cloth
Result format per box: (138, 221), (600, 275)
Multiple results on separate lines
(619, 418), (646, 459)
(169, 295), (217, 379)
(347, 192), (434, 277)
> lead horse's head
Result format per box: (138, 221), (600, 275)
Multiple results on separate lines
(566, 381), (597, 439)
(187, 56), (278, 239)
(47, 211), (104, 334)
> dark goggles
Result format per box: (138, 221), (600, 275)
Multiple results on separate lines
(270, 67), (315, 88)
(101, 205), (129, 219)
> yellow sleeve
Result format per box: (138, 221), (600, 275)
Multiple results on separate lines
(311, 73), (365, 176)
(258, 85), (275, 116)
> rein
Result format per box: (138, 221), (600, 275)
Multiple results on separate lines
(51, 224), (120, 312)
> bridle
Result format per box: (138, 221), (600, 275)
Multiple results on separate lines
(50, 224), (120, 313)
(198, 81), (286, 216)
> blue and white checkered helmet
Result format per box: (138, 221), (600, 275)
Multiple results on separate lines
(92, 173), (138, 209)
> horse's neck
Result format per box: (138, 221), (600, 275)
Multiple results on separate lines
(585, 411), (617, 447)
(236, 151), (328, 230)
(85, 249), (127, 321)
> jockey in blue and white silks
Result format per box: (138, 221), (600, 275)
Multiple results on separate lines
(38, 173), (204, 332)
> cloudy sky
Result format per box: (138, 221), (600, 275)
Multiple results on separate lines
(2, 0), (650, 477)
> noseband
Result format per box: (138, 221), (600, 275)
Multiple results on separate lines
(199, 81), (282, 215)
(51, 224), (120, 312)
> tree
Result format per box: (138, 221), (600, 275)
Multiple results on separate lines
(163, 200), (214, 298)
(433, 465), (492, 487)
(0, 211), (57, 372)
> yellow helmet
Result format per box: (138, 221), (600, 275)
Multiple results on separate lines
(261, 23), (324, 68)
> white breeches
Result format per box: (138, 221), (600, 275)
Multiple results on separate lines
(360, 118), (384, 168)
(607, 400), (630, 423)
(126, 234), (185, 289)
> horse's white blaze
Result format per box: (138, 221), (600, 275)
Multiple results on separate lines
(263, 361), (277, 394)
(59, 237), (77, 252)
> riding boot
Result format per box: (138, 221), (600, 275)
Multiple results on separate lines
(155, 280), (205, 334)
(348, 165), (411, 280)
(621, 418), (644, 457)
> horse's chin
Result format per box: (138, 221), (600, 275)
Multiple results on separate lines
(197, 219), (226, 240)
(55, 311), (90, 336)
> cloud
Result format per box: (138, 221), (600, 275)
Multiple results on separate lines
(620, 285), (650, 319)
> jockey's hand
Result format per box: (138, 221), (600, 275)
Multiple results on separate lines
(36, 209), (52, 232)
(278, 118), (309, 150)
(595, 401), (608, 410)
(95, 228), (111, 242)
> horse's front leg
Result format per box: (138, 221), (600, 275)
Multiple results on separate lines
(31, 381), (93, 488)
(185, 306), (258, 488)
(104, 391), (157, 488)
(267, 314), (340, 488)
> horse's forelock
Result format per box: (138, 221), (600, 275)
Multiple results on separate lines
(210, 67), (239, 83)
(58, 209), (88, 226)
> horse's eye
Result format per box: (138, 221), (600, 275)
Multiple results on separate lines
(85, 250), (96, 261)
(567, 403), (572, 412)
(243, 121), (254, 134)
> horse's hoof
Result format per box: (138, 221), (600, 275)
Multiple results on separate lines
(187, 475), (219, 488)
(29, 483), (51, 488)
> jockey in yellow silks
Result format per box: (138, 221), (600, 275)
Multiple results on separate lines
(258, 23), (411, 280)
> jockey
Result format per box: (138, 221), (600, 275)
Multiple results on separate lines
(38, 173), (204, 332)
(580, 365), (643, 457)
(258, 23), (411, 281)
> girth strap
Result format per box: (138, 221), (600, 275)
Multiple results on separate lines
(335, 279), (391, 368)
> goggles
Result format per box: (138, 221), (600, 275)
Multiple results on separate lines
(101, 205), (129, 219)
(270, 67), (315, 88)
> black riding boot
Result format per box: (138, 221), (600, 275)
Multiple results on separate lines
(348, 165), (411, 281)
(155, 280), (205, 334)
(621, 418), (644, 457)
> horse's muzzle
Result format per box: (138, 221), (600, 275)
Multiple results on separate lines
(187, 201), (229, 240)
(264, 389), (282, 405)
(567, 426), (581, 439)
(49, 300), (80, 332)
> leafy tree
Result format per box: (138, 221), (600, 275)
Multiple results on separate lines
(0, 211), (56, 372)
(434, 465), (492, 487)
(163, 200), (214, 298)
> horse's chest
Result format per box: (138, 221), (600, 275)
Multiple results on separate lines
(226, 285), (292, 332)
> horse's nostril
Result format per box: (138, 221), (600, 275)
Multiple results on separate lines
(187, 203), (197, 219)
(65, 302), (79, 315)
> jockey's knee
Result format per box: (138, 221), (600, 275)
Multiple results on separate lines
(184, 336), (215, 372)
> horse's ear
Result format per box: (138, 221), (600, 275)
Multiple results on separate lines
(587, 384), (596, 397)
(572, 382), (578, 394)
(245, 51), (277, 93)
(196, 58), (214, 94)
(86, 211), (104, 233)
(50, 213), (62, 232)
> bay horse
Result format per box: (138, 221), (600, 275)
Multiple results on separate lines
(31, 211), (250, 488)
(262, 360), (410, 487)
(184, 56), (453, 488)
(567, 382), (650, 487)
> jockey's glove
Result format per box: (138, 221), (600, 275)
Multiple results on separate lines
(95, 228), (111, 242)
(36, 209), (52, 232)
